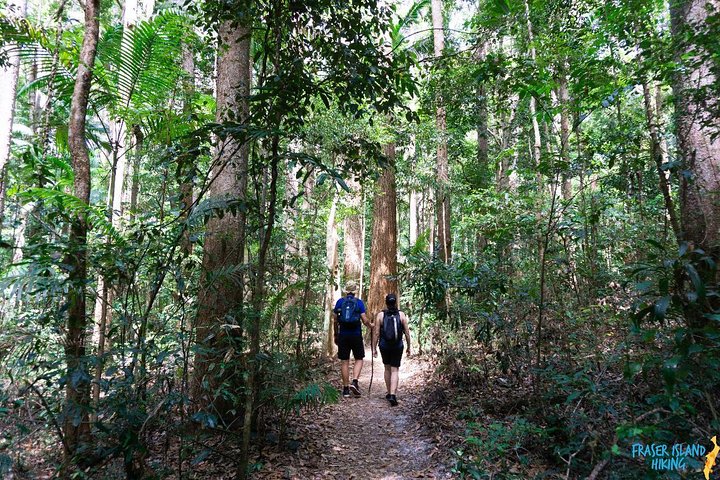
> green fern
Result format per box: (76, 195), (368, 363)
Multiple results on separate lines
(20, 187), (126, 246)
(262, 280), (307, 323)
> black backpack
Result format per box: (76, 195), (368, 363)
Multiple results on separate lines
(339, 296), (360, 324)
(381, 310), (403, 345)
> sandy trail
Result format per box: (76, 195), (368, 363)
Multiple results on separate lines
(251, 348), (450, 479)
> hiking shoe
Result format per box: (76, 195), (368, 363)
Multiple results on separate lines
(342, 386), (351, 398)
(389, 394), (398, 406)
(349, 379), (361, 397)
(385, 393), (392, 401)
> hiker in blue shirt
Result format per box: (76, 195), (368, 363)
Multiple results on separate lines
(333, 282), (372, 398)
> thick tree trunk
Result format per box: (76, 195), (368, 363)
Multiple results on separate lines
(64, 0), (100, 462)
(0, 0), (26, 234)
(192, 19), (251, 410)
(431, 0), (451, 264)
(366, 144), (399, 320)
(670, 0), (720, 258)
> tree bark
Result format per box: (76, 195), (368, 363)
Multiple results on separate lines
(670, 0), (720, 259)
(323, 193), (340, 357)
(64, 0), (100, 462)
(366, 144), (399, 320)
(343, 179), (363, 284)
(192, 18), (251, 410)
(431, 0), (451, 264)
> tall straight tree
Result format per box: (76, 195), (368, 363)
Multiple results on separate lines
(324, 192), (340, 356)
(642, 80), (681, 244)
(366, 144), (399, 320)
(342, 179), (363, 284)
(431, 0), (451, 264)
(192, 13), (251, 408)
(523, 0), (543, 191)
(0, 0), (26, 232)
(670, 0), (720, 262)
(65, 0), (100, 461)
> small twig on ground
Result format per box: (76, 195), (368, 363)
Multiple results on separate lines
(561, 435), (587, 480)
(587, 458), (609, 480)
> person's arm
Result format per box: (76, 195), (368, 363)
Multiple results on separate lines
(333, 299), (341, 343)
(402, 312), (412, 356)
(360, 312), (370, 328)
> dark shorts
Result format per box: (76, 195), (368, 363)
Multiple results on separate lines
(337, 335), (365, 361)
(380, 346), (403, 368)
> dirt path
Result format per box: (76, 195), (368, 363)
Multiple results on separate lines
(251, 349), (452, 479)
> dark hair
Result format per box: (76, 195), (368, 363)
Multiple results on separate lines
(385, 293), (398, 312)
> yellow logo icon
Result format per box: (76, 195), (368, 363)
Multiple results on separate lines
(705, 436), (720, 480)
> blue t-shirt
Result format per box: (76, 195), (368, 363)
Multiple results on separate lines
(334, 295), (366, 337)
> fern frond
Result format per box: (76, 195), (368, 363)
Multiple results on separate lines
(20, 188), (126, 246)
(262, 280), (307, 323)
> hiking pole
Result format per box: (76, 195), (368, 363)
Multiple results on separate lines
(368, 329), (374, 394)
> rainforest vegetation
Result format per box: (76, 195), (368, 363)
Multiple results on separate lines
(1, 0), (719, 477)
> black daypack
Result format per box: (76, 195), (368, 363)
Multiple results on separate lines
(381, 310), (403, 345)
(339, 296), (360, 324)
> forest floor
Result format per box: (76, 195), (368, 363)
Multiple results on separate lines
(1, 351), (459, 479)
(248, 350), (455, 480)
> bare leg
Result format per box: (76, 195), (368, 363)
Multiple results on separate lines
(390, 366), (399, 395)
(341, 360), (350, 386)
(352, 358), (363, 381)
(384, 365), (391, 394)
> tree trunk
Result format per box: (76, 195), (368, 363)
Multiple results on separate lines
(366, 144), (399, 321)
(558, 66), (572, 201)
(523, 0), (542, 191)
(240, 136), (280, 479)
(64, 0), (100, 462)
(409, 190), (419, 247)
(475, 42), (489, 169)
(342, 179), (363, 284)
(129, 124), (143, 219)
(670, 0), (720, 259)
(431, 0), (451, 264)
(178, 44), (195, 254)
(110, 0), (139, 227)
(192, 18), (251, 411)
(0, 0), (26, 234)
(642, 81), (681, 244)
(407, 136), (419, 247)
(323, 193), (340, 357)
